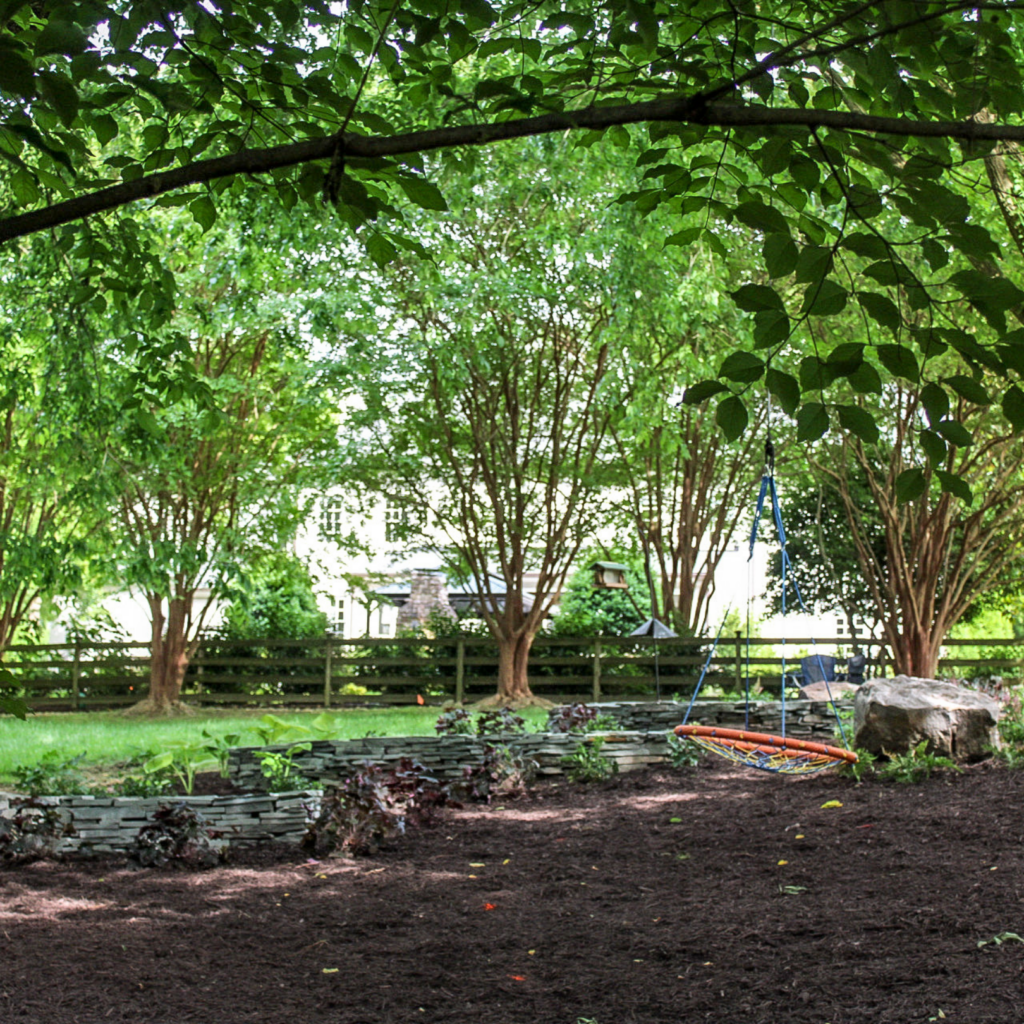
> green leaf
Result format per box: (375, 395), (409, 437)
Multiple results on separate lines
(919, 429), (947, 464)
(837, 405), (880, 444)
(735, 201), (790, 235)
(92, 113), (119, 146)
(802, 280), (847, 316)
(920, 382), (949, 425)
(189, 196), (217, 232)
(664, 226), (701, 248)
(935, 470), (973, 504)
(719, 351), (764, 383)
(935, 420), (974, 447)
(793, 245), (832, 285)
(397, 175), (448, 211)
(0, 46), (35, 98)
(731, 283), (784, 313)
(715, 395), (749, 441)
(857, 292), (901, 334)
(144, 751), (174, 773)
(895, 467), (926, 504)
(763, 233), (798, 278)
(0, 693), (28, 719)
(796, 402), (829, 442)
(848, 361), (883, 394)
(944, 374), (990, 406)
(752, 309), (790, 348)
(683, 380), (728, 405)
(366, 231), (398, 268)
(35, 20), (88, 56)
(876, 344), (919, 382)
(765, 367), (800, 417)
(1002, 385), (1024, 432)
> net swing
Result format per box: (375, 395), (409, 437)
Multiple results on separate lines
(674, 437), (858, 775)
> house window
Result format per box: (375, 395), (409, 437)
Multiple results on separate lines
(320, 497), (344, 539)
(327, 596), (345, 635)
(384, 503), (408, 543)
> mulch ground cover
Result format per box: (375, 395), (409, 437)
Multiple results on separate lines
(3, 759), (1024, 1024)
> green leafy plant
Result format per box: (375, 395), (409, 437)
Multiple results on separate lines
(668, 735), (703, 768)
(253, 743), (313, 791)
(474, 708), (527, 735)
(461, 744), (537, 801)
(143, 741), (218, 795)
(837, 747), (878, 782)
(128, 803), (224, 869)
(252, 713), (312, 746)
(199, 728), (242, 777)
(435, 708), (474, 735)
(0, 664), (27, 720)
(561, 737), (619, 784)
(549, 703), (619, 734)
(12, 751), (90, 795)
(878, 741), (961, 784)
(989, 743), (1024, 770)
(110, 773), (174, 798)
(303, 758), (454, 856)
(0, 797), (75, 863)
(978, 932), (1024, 949)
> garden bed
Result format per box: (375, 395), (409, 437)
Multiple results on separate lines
(3, 760), (1023, 1023)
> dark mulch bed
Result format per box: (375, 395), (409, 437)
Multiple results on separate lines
(3, 760), (1024, 1024)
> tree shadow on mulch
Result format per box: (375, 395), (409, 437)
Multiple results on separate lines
(2, 760), (1023, 1024)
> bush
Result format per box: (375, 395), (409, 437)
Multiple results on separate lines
(461, 744), (537, 801)
(13, 751), (90, 796)
(0, 797), (75, 864)
(561, 737), (619, 783)
(549, 703), (619, 734)
(303, 758), (454, 856)
(128, 803), (225, 869)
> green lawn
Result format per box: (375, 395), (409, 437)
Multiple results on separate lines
(0, 705), (549, 781)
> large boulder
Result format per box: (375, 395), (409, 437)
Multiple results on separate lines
(853, 676), (1000, 761)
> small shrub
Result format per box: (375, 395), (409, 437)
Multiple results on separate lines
(128, 803), (224, 869)
(878, 740), (961, 784)
(461, 744), (537, 801)
(475, 708), (527, 735)
(561, 737), (619, 783)
(435, 708), (474, 735)
(254, 743), (313, 791)
(0, 797), (75, 864)
(110, 773), (175, 797)
(668, 735), (703, 768)
(199, 729), (243, 777)
(836, 748), (878, 782)
(303, 758), (454, 856)
(549, 703), (619, 734)
(13, 751), (90, 796)
(988, 743), (1024, 770)
(144, 741), (219, 795)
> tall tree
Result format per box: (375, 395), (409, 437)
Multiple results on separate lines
(339, 141), (638, 704)
(812, 382), (1024, 678)
(107, 208), (337, 714)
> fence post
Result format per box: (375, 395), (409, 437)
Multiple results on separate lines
(323, 636), (333, 708)
(592, 638), (602, 702)
(455, 639), (465, 705)
(71, 642), (81, 711)
(734, 631), (743, 693)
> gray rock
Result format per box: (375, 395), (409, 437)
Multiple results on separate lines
(853, 675), (1000, 761)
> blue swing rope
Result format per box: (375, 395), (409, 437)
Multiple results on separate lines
(681, 436), (852, 751)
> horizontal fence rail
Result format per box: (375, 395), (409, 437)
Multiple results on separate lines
(1, 634), (1022, 712)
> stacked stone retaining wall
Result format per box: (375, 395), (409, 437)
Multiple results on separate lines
(228, 731), (673, 790)
(550, 699), (854, 738)
(0, 790), (320, 855)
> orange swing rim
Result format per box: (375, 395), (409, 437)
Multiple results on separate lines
(674, 724), (859, 765)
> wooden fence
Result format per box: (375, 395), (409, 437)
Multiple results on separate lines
(2, 634), (1023, 712)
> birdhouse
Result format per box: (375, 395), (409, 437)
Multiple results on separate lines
(590, 561), (629, 590)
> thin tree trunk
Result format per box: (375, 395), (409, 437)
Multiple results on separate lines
(124, 595), (195, 716)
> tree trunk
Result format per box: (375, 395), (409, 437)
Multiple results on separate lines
(124, 595), (195, 716)
(475, 632), (552, 709)
(890, 624), (943, 679)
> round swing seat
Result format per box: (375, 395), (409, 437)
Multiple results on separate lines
(674, 724), (858, 775)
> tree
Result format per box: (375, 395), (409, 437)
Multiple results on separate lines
(107, 210), (337, 714)
(338, 140), (638, 705)
(0, 237), (113, 653)
(813, 382), (1024, 678)
(5, 2), (1024, 456)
